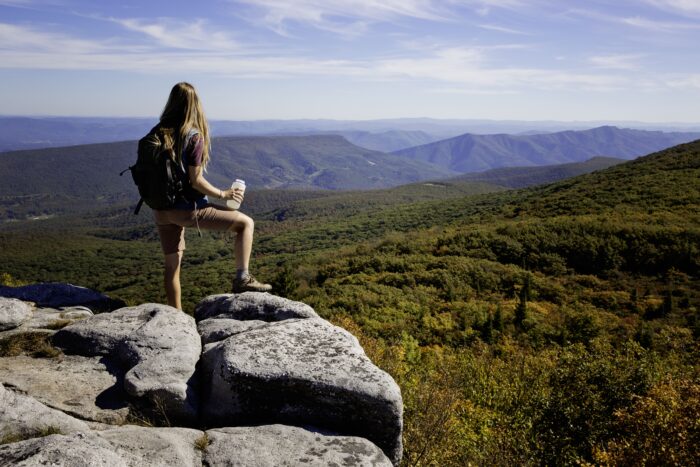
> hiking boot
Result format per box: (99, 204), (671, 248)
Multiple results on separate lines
(232, 274), (272, 293)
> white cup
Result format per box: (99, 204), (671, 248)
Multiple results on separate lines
(226, 179), (246, 209)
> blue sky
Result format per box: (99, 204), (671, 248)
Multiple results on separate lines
(1, 0), (700, 122)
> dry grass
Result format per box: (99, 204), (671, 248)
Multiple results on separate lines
(124, 395), (172, 428)
(0, 426), (62, 445)
(0, 332), (62, 358)
(43, 319), (73, 330)
(194, 433), (210, 451)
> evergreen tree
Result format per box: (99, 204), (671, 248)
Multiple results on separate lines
(493, 304), (504, 332)
(482, 311), (494, 344)
(273, 265), (298, 298)
(515, 287), (528, 329)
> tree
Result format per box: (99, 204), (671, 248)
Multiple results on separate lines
(273, 265), (298, 298)
(493, 304), (504, 332)
(514, 278), (529, 329)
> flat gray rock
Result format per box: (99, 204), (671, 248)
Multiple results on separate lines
(23, 307), (92, 330)
(0, 297), (32, 331)
(0, 432), (128, 466)
(53, 306), (153, 356)
(0, 383), (90, 441)
(201, 318), (403, 464)
(198, 318), (301, 345)
(117, 305), (200, 422)
(0, 355), (129, 425)
(0, 282), (124, 313)
(204, 424), (392, 467)
(59, 306), (94, 319)
(195, 292), (319, 322)
(96, 426), (203, 467)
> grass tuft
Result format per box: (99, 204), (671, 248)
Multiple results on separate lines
(194, 433), (210, 451)
(0, 332), (62, 358)
(0, 426), (62, 445)
(43, 319), (73, 330)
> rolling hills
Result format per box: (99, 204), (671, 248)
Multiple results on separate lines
(393, 125), (700, 173)
(0, 134), (453, 220)
(447, 156), (624, 188)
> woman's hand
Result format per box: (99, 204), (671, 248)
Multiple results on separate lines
(222, 187), (244, 203)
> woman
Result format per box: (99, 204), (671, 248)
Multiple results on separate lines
(153, 82), (271, 310)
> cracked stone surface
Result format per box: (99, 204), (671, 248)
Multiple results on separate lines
(194, 292), (319, 322)
(0, 355), (129, 425)
(0, 383), (90, 440)
(53, 304), (200, 423)
(204, 424), (392, 467)
(201, 317), (403, 464)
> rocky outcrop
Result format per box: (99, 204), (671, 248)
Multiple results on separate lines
(54, 304), (200, 423)
(0, 282), (124, 312)
(204, 425), (392, 466)
(0, 297), (32, 331)
(0, 383), (90, 440)
(0, 283), (402, 466)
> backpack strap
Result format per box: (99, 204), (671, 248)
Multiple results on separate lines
(133, 198), (144, 215)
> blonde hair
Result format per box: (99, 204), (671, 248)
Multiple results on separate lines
(159, 82), (211, 168)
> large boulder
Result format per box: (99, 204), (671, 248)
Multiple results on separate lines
(195, 292), (319, 322)
(0, 355), (129, 425)
(0, 383), (90, 441)
(95, 426), (203, 466)
(0, 432), (128, 466)
(0, 282), (124, 313)
(201, 317), (403, 464)
(0, 297), (32, 331)
(204, 424), (392, 466)
(116, 306), (200, 422)
(53, 304), (200, 423)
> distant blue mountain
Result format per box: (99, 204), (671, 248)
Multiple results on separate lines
(392, 126), (700, 173)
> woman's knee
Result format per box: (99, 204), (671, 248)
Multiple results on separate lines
(164, 252), (182, 274)
(230, 213), (254, 233)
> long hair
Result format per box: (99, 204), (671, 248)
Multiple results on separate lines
(159, 82), (211, 168)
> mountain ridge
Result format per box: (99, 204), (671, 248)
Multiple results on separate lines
(393, 125), (700, 173)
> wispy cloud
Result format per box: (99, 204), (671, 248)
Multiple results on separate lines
(110, 17), (241, 51)
(621, 15), (700, 31)
(0, 19), (692, 98)
(233, 0), (450, 36)
(589, 53), (644, 70)
(567, 7), (700, 32)
(478, 23), (531, 35)
(665, 73), (700, 89)
(0, 23), (616, 91)
(645, 0), (700, 17)
(0, 22), (109, 54)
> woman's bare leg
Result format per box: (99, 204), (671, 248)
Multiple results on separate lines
(225, 211), (270, 291)
(164, 251), (183, 310)
(228, 212), (254, 271)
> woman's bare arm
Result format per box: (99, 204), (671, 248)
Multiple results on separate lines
(188, 165), (243, 203)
